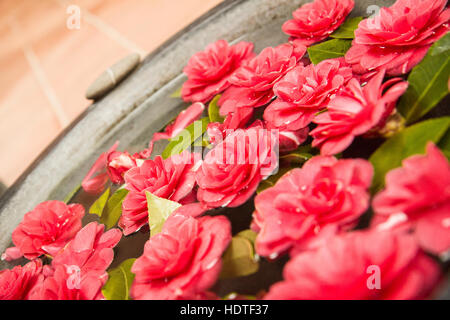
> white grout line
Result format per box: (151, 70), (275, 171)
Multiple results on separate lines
(8, 17), (70, 128)
(56, 0), (147, 56)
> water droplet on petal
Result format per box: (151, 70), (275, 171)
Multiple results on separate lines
(174, 288), (183, 296)
(205, 258), (218, 270)
(442, 218), (450, 228)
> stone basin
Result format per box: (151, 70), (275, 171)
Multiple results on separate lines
(1, 0), (448, 299)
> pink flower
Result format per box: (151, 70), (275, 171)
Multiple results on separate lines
(248, 120), (309, 153)
(264, 58), (354, 131)
(181, 40), (255, 103)
(119, 151), (200, 235)
(106, 151), (139, 185)
(247, 119), (310, 153)
(131, 213), (231, 300)
(51, 222), (122, 276)
(345, 0), (450, 76)
(196, 127), (278, 208)
(283, 0), (354, 46)
(253, 156), (373, 257)
(172, 202), (209, 218)
(28, 264), (106, 300)
(151, 102), (205, 143)
(218, 43), (305, 116)
(28, 222), (121, 300)
(106, 147), (157, 185)
(4, 201), (84, 260)
(275, 127), (309, 153)
(310, 70), (408, 155)
(207, 107), (254, 145)
(1, 247), (23, 261)
(84, 141), (153, 190)
(265, 230), (442, 300)
(0, 260), (42, 300)
(82, 142), (119, 194)
(372, 143), (450, 255)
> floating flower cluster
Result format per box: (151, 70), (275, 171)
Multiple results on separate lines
(1, 0), (449, 300)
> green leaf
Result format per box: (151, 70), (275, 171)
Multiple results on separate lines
(369, 117), (450, 193)
(161, 117), (209, 159)
(438, 128), (450, 159)
(280, 152), (313, 164)
(236, 229), (257, 245)
(256, 167), (292, 194)
(146, 191), (181, 237)
(89, 187), (110, 217)
(63, 183), (81, 204)
(100, 188), (129, 229)
(102, 258), (136, 300)
(193, 132), (211, 148)
(170, 86), (182, 98)
(220, 235), (259, 279)
(430, 32), (450, 56)
(398, 33), (450, 124)
(330, 17), (363, 39)
(208, 95), (225, 123)
(307, 39), (352, 65)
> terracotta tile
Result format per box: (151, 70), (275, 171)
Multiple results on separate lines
(0, 55), (61, 185)
(64, 0), (109, 12)
(0, 28), (29, 100)
(84, 0), (223, 53)
(32, 20), (130, 120)
(0, 50), (30, 120)
(0, 0), (64, 58)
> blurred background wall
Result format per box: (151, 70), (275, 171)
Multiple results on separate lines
(0, 0), (222, 189)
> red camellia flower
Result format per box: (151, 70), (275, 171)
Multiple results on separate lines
(218, 43), (305, 116)
(181, 40), (255, 103)
(196, 127), (279, 208)
(265, 230), (441, 300)
(28, 222), (121, 300)
(208, 116), (306, 153)
(0, 259), (42, 300)
(264, 58), (354, 131)
(345, 0), (450, 76)
(142, 102), (206, 169)
(4, 201), (84, 260)
(253, 156), (373, 258)
(51, 222), (122, 276)
(310, 70), (408, 155)
(82, 142), (119, 194)
(238, 119), (310, 153)
(283, 0), (354, 46)
(275, 127), (309, 153)
(84, 141), (153, 190)
(131, 213), (231, 300)
(372, 143), (450, 255)
(106, 150), (139, 185)
(119, 151), (200, 235)
(29, 264), (106, 300)
(207, 107), (254, 145)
